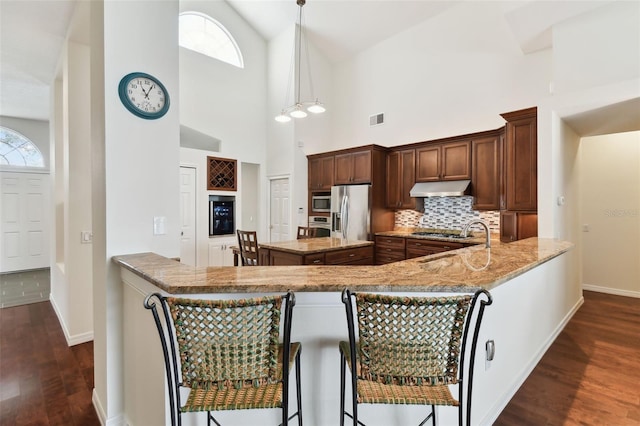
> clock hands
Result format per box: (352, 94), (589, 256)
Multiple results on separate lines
(140, 83), (156, 100)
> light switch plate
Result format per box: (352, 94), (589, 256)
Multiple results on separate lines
(154, 216), (166, 235)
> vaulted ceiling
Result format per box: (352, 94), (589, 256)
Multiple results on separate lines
(1, 0), (635, 137)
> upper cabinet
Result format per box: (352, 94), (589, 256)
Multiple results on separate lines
(308, 154), (334, 190)
(386, 149), (416, 209)
(416, 140), (471, 182)
(501, 107), (537, 212)
(334, 150), (372, 185)
(471, 133), (503, 210)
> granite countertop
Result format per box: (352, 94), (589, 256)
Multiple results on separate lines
(113, 238), (573, 294)
(259, 237), (373, 254)
(376, 227), (490, 245)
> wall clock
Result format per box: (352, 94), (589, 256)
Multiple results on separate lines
(118, 72), (170, 120)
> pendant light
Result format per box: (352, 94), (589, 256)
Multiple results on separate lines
(274, 0), (326, 123)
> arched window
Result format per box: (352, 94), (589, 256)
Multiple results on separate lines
(179, 12), (244, 68)
(0, 126), (44, 168)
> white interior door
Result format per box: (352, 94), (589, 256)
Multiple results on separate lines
(0, 172), (50, 273)
(269, 178), (290, 242)
(179, 167), (196, 266)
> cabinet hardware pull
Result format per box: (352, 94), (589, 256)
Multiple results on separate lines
(349, 253), (355, 257)
(313, 260), (321, 264)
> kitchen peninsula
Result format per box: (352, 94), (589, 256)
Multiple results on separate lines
(116, 237), (577, 426)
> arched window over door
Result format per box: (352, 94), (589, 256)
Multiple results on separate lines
(0, 126), (45, 168)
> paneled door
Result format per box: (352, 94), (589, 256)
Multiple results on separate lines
(179, 167), (196, 266)
(1, 172), (50, 273)
(269, 178), (290, 242)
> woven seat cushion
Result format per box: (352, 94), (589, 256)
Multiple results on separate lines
(182, 342), (300, 412)
(339, 341), (458, 407)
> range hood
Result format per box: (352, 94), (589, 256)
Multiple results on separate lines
(409, 180), (471, 197)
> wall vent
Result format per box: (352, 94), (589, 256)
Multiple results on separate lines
(369, 113), (384, 126)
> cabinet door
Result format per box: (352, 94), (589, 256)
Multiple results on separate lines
(350, 150), (372, 184)
(386, 152), (400, 208)
(416, 146), (441, 182)
(319, 156), (335, 189)
(500, 211), (537, 242)
(504, 110), (537, 211)
(399, 150), (416, 208)
(308, 156), (335, 190)
(471, 136), (501, 210)
(308, 158), (322, 190)
(334, 153), (353, 185)
(269, 250), (304, 265)
(441, 141), (471, 180)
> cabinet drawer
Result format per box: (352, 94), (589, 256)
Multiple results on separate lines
(375, 236), (406, 249)
(304, 253), (325, 265)
(405, 239), (463, 259)
(375, 251), (406, 265)
(326, 246), (374, 265)
(406, 239), (463, 251)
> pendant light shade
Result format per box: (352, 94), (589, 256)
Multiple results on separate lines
(274, 0), (326, 123)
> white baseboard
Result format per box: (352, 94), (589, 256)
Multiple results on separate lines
(93, 389), (126, 426)
(583, 283), (640, 298)
(481, 295), (585, 425)
(49, 293), (94, 346)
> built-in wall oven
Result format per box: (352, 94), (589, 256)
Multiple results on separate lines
(308, 216), (331, 238)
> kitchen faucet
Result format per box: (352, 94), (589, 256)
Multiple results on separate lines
(461, 219), (491, 248)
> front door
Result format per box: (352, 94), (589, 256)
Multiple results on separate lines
(179, 166), (196, 266)
(269, 178), (290, 242)
(0, 172), (50, 272)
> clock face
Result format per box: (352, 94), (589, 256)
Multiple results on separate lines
(118, 72), (170, 119)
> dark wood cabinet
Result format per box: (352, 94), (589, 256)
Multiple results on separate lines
(500, 211), (537, 243)
(334, 150), (372, 184)
(325, 246), (374, 265)
(416, 141), (471, 182)
(415, 145), (440, 182)
(406, 239), (464, 259)
(267, 245), (374, 266)
(386, 149), (416, 209)
(308, 155), (334, 190)
(501, 107), (537, 212)
(375, 236), (406, 264)
(471, 134), (502, 210)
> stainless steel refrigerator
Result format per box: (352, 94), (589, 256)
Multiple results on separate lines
(331, 185), (371, 240)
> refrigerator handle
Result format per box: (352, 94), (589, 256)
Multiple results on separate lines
(341, 195), (349, 239)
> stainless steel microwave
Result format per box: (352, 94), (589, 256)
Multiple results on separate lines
(311, 194), (331, 212)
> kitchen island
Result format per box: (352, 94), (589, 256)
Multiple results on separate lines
(259, 237), (374, 265)
(116, 237), (580, 426)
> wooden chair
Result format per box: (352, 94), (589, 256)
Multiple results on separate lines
(339, 289), (492, 426)
(297, 226), (317, 240)
(237, 230), (259, 266)
(144, 292), (303, 426)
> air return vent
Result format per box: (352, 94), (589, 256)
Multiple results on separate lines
(369, 113), (384, 126)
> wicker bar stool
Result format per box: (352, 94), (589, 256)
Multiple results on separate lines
(339, 289), (492, 426)
(144, 291), (303, 426)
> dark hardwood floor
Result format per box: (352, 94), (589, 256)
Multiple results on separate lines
(0, 301), (99, 425)
(495, 290), (640, 425)
(0, 291), (637, 425)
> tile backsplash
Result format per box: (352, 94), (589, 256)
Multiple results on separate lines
(395, 196), (500, 233)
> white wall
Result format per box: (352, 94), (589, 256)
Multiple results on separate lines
(89, 0), (181, 423)
(0, 116), (50, 169)
(179, 0), (269, 240)
(322, 1), (551, 154)
(552, 1), (640, 94)
(580, 131), (640, 297)
(49, 34), (94, 347)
